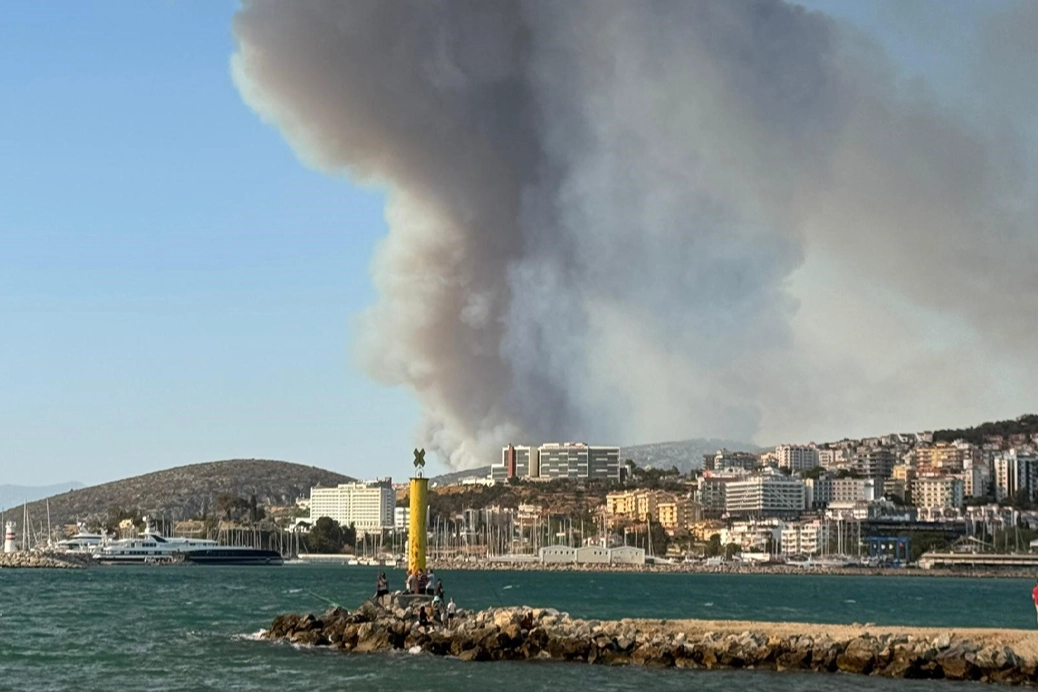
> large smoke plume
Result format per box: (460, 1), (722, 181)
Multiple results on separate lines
(232, 1), (1038, 468)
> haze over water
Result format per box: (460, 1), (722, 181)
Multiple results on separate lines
(3, 566), (1033, 691)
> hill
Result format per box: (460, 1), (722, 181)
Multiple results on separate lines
(624, 438), (761, 473)
(18, 459), (352, 530)
(0, 482), (84, 512)
(933, 414), (1038, 446)
(430, 438), (761, 483)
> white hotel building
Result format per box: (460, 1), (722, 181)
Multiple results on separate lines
(725, 474), (806, 519)
(309, 478), (395, 534)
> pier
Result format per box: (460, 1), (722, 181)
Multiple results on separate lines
(264, 600), (1038, 684)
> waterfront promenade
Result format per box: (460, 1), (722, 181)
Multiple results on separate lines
(432, 558), (1038, 580)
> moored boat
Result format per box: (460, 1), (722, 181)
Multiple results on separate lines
(93, 518), (282, 566)
(182, 548), (284, 565)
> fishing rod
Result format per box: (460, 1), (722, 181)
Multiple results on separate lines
(304, 588), (342, 609)
(482, 572), (505, 607)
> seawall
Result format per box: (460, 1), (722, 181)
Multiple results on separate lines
(265, 601), (1038, 684)
(0, 552), (91, 569)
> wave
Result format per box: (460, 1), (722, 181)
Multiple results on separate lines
(231, 629), (268, 642)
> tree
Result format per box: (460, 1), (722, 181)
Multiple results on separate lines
(1007, 489), (1035, 511)
(724, 542), (741, 560)
(306, 516), (345, 554)
(705, 533), (722, 557)
(800, 466), (826, 480)
(646, 513), (671, 556)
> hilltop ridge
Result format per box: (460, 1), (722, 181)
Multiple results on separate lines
(18, 459), (352, 530)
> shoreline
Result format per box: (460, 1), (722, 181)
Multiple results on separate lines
(264, 601), (1038, 684)
(431, 560), (1038, 580)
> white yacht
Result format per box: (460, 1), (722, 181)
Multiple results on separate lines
(94, 518), (218, 564)
(54, 523), (106, 553)
(93, 517), (283, 566)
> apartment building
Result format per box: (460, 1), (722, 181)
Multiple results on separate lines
(776, 445), (819, 473)
(605, 490), (658, 524)
(911, 477), (965, 509)
(992, 449), (1038, 502)
(725, 475), (806, 518)
(780, 521), (832, 555)
(656, 495), (687, 532)
(491, 443), (622, 481)
(853, 449), (896, 479)
(309, 478), (395, 533)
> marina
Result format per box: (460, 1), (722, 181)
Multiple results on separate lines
(0, 513), (293, 567)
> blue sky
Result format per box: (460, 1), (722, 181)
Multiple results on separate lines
(0, 1), (419, 486)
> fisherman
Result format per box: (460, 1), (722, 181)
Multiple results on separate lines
(446, 597), (457, 626)
(425, 568), (437, 595)
(1032, 578), (1038, 627)
(375, 572), (389, 605)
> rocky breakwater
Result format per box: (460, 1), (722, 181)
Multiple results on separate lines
(0, 551), (92, 569)
(265, 603), (1038, 685)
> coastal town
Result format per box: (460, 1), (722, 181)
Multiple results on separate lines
(295, 415), (1038, 571)
(6, 415), (1038, 574)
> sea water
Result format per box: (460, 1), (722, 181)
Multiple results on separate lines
(1, 566), (1032, 691)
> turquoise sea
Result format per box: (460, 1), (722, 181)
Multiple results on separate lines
(2, 566), (1035, 691)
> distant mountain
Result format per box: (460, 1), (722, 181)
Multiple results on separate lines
(0, 482), (84, 513)
(430, 466), (493, 486)
(430, 438), (761, 483)
(624, 438), (762, 473)
(16, 459), (353, 530)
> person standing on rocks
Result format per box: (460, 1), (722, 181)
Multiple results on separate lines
(417, 605), (429, 628)
(426, 568), (437, 595)
(1032, 578), (1038, 627)
(375, 572), (389, 605)
(416, 568), (427, 595)
(446, 597), (456, 626)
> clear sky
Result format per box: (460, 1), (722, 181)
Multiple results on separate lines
(1, 1), (1031, 488)
(1, 1), (419, 486)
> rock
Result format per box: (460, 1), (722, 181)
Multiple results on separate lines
(493, 609), (520, 629)
(501, 624), (523, 648)
(775, 648), (810, 672)
(457, 647), (487, 662)
(546, 636), (590, 661)
(289, 628), (326, 646)
(836, 638), (876, 675)
(631, 644), (673, 668)
(355, 622), (397, 653)
(267, 613), (301, 639)
(937, 650), (979, 681)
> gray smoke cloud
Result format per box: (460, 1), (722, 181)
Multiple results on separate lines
(231, 0), (1038, 468)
